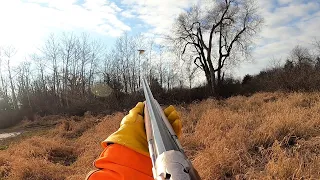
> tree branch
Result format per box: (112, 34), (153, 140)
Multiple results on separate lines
(194, 57), (204, 70)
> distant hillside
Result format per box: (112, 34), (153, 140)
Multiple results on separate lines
(0, 92), (319, 179)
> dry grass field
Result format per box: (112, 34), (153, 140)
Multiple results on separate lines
(0, 92), (319, 180)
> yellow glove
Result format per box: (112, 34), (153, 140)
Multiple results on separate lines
(102, 102), (182, 157)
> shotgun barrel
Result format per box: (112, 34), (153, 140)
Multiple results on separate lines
(142, 78), (200, 180)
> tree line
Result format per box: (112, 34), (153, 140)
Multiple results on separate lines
(242, 45), (320, 94)
(0, 32), (206, 128)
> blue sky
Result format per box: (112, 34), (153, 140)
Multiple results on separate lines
(0, 0), (320, 78)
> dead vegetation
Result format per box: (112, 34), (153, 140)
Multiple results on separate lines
(0, 92), (319, 179)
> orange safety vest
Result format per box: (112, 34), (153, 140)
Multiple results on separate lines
(86, 144), (153, 180)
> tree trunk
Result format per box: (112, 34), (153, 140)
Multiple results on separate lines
(7, 60), (18, 109)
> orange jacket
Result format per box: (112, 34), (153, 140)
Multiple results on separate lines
(86, 144), (153, 180)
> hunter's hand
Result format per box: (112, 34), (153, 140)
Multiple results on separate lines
(102, 102), (182, 157)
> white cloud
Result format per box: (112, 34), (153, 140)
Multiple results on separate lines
(120, 0), (198, 36)
(259, 1), (319, 28)
(278, 0), (289, 5)
(0, 0), (130, 64)
(27, 0), (77, 9)
(121, 11), (135, 18)
(233, 0), (320, 77)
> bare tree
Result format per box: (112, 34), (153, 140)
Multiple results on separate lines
(162, 60), (180, 90)
(115, 34), (131, 93)
(31, 54), (47, 92)
(17, 61), (32, 109)
(290, 46), (313, 67)
(173, 0), (263, 95)
(3, 46), (18, 109)
(43, 34), (60, 94)
(184, 55), (199, 89)
(314, 40), (320, 54)
(313, 40), (320, 65)
(156, 45), (165, 87)
(88, 39), (102, 93)
(60, 33), (77, 107)
(134, 34), (147, 89)
(79, 33), (91, 95)
(0, 49), (10, 109)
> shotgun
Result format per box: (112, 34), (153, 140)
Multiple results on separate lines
(142, 78), (200, 180)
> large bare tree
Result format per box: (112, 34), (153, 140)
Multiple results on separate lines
(173, 0), (263, 95)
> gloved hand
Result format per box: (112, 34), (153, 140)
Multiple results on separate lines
(102, 102), (182, 157)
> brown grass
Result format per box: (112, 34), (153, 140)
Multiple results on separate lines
(0, 92), (319, 179)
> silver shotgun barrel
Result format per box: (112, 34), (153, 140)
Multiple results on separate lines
(142, 78), (200, 180)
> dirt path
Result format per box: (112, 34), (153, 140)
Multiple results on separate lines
(0, 132), (22, 140)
